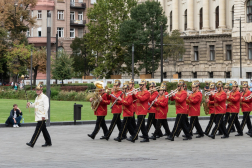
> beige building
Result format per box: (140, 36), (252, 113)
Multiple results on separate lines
(135, 0), (252, 79)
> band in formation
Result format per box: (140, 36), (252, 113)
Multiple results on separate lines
(88, 79), (252, 142)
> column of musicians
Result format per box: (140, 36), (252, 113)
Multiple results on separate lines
(88, 79), (252, 142)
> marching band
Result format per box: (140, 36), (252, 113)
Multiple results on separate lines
(88, 79), (252, 142)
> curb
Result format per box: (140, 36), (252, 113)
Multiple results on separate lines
(0, 115), (248, 128)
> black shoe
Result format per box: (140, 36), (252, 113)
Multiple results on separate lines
(196, 135), (204, 138)
(122, 136), (127, 140)
(149, 136), (156, 140)
(140, 138), (149, 142)
(129, 136), (138, 140)
(246, 132), (252, 136)
(230, 130), (236, 133)
(208, 135), (215, 139)
(204, 132), (208, 136)
(193, 131), (199, 135)
(165, 136), (174, 141)
(175, 134), (179, 137)
(100, 136), (107, 140)
(221, 135), (229, 139)
(88, 134), (95, 140)
(114, 137), (121, 142)
(216, 132), (223, 136)
(183, 136), (192, 140)
(26, 142), (34, 148)
(182, 135), (186, 137)
(42, 143), (52, 147)
(139, 135), (144, 138)
(235, 133), (243, 136)
(163, 133), (168, 136)
(126, 137), (132, 141)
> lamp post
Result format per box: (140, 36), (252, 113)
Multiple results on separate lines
(132, 44), (134, 79)
(235, 17), (242, 78)
(30, 49), (33, 90)
(21, 75), (24, 90)
(46, 11), (51, 126)
(56, 33), (58, 84)
(160, 25), (163, 83)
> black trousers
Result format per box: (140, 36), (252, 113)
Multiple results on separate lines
(118, 117), (135, 139)
(171, 114), (191, 138)
(241, 112), (251, 131)
(205, 114), (215, 135)
(131, 115), (148, 140)
(131, 112), (137, 129)
(227, 113), (243, 135)
(153, 119), (170, 136)
(188, 116), (204, 136)
(30, 120), (51, 146)
(91, 116), (108, 137)
(146, 113), (157, 132)
(176, 114), (190, 136)
(105, 113), (122, 138)
(224, 112), (235, 131)
(211, 114), (228, 136)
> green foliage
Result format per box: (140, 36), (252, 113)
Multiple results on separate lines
(119, 0), (167, 75)
(0, 27), (8, 74)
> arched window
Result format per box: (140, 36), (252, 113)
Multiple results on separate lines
(184, 9), (187, 31)
(170, 11), (172, 31)
(232, 5), (234, 27)
(199, 8), (203, 30)
(216, 6), (219, 28)
(247, 0), (252, 23)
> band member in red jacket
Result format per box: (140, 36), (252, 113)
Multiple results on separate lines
(88, 81), (110, 140)
(149, 84), (170, 140)
(114, 82), (135, 142)
(226, 81), (243, 136)
(146, 81), (159, 134)
(186, 82), (204, 138)
(100, 80), (123, 140)
(206, 81), (228, 139)
(129, 79), (137, 129)
(240, 82), (252, 132)
(128, 79), (150, 143)
(204, 83), (217, 135)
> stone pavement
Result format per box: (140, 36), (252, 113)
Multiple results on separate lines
(0, 120), (251, 168)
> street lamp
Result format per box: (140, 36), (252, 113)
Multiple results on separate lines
(132, 44), (134, 79)
(235, 17), (242, 78)
(30, 49), (33, 90)
(46, 11), (51, 126)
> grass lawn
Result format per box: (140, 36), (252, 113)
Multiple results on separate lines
(0, 99), (208, 123)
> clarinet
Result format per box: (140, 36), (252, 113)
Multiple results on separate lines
(110, 92), (123, 109)
(148, 94), (159, 110)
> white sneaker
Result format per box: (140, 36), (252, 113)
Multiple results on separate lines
(16, 125), (19, 128)
(13, 125), (16, 127)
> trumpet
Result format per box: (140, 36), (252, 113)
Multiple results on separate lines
(126, 88), (141, 96)
(165, 89), (178, 98)
(205, 90), (217, 96)
(148, 86), (160, 93)
(245, 93), (252, 100)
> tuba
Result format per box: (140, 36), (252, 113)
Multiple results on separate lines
(203, 92), (209, 115)
(90, 91), (101, 112)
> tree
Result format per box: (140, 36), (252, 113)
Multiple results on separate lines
(52, 51), (74, 86)
(119, 0), (167, 75)
(0, 27), (8, 74)
(86, 0), (137, 78)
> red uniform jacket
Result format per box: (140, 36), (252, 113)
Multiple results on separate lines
(154, 95), (168, 119)
(208, 95), (215, 114)
(186, 91), (202, 116)
(148, 91), (158, 113)
(227, 90), (241, 113)
(95, 93), (110, 116)
(226, 95), (231, 113)
(209, 91), (226, 114)
(241, 90), (252, 112)
(121, 93), (133, 117)
(170, 90), (187, 114)
(108, 91), (122, 114)
(133, 89), (150, 115)
(130, 88), (137, 113)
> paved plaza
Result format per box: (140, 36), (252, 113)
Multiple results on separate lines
(0, 120), (251, 168)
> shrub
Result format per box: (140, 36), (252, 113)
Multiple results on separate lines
(60, 86), (88, 92)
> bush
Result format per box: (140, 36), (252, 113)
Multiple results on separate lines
(60, 86), (88, 92)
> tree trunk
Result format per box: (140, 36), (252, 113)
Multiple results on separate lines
(33, 66), (38, 86)
(62, 79), (63, 86)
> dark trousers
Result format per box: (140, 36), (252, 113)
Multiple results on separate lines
(153, 119), (170, 136)
(227, 113), (243, 135)
(211, 114), (228, 136)
(146, 113), (163, 136)
(131, 112), (137, 129)
(171, 114), (191, 138)
(91, 116), (108, 137)
(188, 116), (204, 136)
(105, 113), (122, 138)
(204, 114), (215, 135)
(241, 112), (251, 131)
(118, 117), (135, 139)
(131, 115), (148, 140)
(176, 114), (190, 136)
(30, 120), (51, 146)
(224, 112), (235, 131)
(6, 116), (22, 126)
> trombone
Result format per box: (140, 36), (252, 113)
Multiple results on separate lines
(148, 86), (160, 93)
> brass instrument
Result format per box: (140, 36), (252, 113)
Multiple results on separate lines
(148, 86), (160, 93)
(165, 89), (178, 98)
(205, 90), (217, 96)
(126, 88), (141, 96)
(90, 92), (102, 112)
(203, 93), (209, 115)
(245, 93), (252, 100)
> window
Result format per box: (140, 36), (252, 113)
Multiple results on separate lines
(210, 45), (215, 60)
(31, 10), (33, 18)
(232, 6), (234, 28)
(38, 10), (42, 19)
(178, 54), (183, 61)
(70, 0), (75, 6)
(70, 12), (75, 20)
(249, 43), (252, 59)
(247, 0), (252, 23)
(38, 27), (41, 37)
(216, 6), (219, 28)
(226, 45), (232, 60)
(192, 72), (197, 78)
(194, 46), (199, 61)
(184, 9), (187, 31)
(57, 10), (64, 20)
(78, 28), (83, 38)
(209, 72), (213, 78)
(26, 29), (30, 37)
(70, 28), (75, 38)
(31, 27), (33, 37)
(199, 8), (203, 30)
(78, 12), (83, 20)
(226, 72), (231, 78)
(246, 72), (252, 79)
(170, 11), (172, 31)
(178, 72), (181, 79)
(57, 28), (64, 37)
(163, 72), (167, 79)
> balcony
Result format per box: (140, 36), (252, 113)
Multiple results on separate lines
(70, 20), (86, 27)
(70, 2), (86, 9)
(27, 37), (56, 46)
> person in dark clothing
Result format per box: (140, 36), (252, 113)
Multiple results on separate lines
(5, 104), (23, 127)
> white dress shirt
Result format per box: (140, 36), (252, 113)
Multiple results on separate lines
(29, 93), (49, 121)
